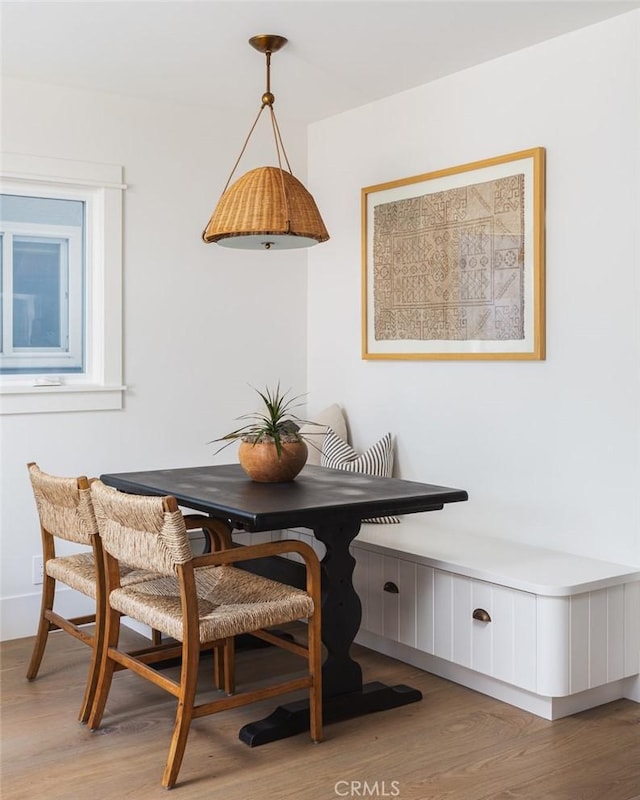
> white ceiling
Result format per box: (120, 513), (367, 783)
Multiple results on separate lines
(2, 1), (639, 124)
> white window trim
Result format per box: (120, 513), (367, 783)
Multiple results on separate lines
(0, 153), (126, 414)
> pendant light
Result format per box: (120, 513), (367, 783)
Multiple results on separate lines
(202, 34), (329, 250)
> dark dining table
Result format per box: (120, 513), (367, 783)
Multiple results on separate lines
(100, 463), (468, 745)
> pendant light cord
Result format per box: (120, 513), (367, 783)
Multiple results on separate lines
(215, 47), (295, 231)
(269, 106), (292, 232)
(218, 104), (267, 196)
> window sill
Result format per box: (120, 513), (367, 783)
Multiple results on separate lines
(0, 384), (126, 414)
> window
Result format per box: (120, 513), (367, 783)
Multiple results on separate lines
(1, 194), (85, 373)
(0, 154), (125, 414)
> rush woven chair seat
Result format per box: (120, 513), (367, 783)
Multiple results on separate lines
(88, 479), (322, 790)
(26, 463), (160, 723)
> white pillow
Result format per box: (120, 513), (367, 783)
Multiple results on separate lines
(321, 429), (399, 523)
(300, 404), (348, 466)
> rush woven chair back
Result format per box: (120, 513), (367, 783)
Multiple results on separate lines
(88, 479), (322, 790)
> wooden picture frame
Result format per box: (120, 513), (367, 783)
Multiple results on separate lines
(361, 148), (545, 360)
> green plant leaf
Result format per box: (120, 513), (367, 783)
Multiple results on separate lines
(210, 383), (316, 458)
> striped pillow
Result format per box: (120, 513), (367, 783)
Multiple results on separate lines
(321, 429), (399, 523)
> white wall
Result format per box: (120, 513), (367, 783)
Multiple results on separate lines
(307, 13), (640, 566)
(1, 79), (309, 639)
(3, 12), (639, 643)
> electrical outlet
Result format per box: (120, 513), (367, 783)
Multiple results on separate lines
(32, 555), (44, 585)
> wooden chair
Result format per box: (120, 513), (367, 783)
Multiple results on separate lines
(26, 463), (161, 722)
(26, 463), (234, 720)
(88, 479), (323, 789)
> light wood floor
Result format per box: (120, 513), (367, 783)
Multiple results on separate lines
(2, 626), (639, 800)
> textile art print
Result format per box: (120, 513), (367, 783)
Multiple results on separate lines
(373, 174), (525, 342)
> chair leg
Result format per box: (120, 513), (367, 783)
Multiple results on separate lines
(162, 639), (200, 789)
(212, 645), (224, 690)
(212, 639), (235, 694)
(223, 638), (235, 695)
(151, 628), (162, 646)
(87, 608), (120, 730)
(26, 573), (56, 680)
(78, 594), (106, 724)
(308, 610), (323, 744)
(78, 632), (102, 723)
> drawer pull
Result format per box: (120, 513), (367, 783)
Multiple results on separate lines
(383, 581), (399, 594)
(473, 608), (491, 623)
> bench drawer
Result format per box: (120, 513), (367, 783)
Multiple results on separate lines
(353, 547), (429, 649)
(433, 570), (537, 691)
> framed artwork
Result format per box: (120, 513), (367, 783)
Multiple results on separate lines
(361, 148), (545, 360)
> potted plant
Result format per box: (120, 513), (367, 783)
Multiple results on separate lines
(213, 384), (317, 482)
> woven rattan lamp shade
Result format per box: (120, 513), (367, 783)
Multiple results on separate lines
(202, 166), (329, 250)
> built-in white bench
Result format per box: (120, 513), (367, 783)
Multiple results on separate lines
(351, 516), (640, 719)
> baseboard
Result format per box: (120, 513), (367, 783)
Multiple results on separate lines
(1, 587), (156, 644)
(2, 529), (210, 643)
(121, 618), (153, 638)
(625, 674), (640, 702)
(355, 630), (639, 719)
(1, 587), (94, 641)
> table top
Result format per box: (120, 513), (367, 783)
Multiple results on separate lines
(100, 463), (468, 532)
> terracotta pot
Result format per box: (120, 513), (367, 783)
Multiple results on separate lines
(238, 439), (308, 483)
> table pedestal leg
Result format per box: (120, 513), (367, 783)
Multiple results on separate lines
(238, 683), (422, 746)
(315, 516), (363, 697)
(238, 515), (422, 746)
